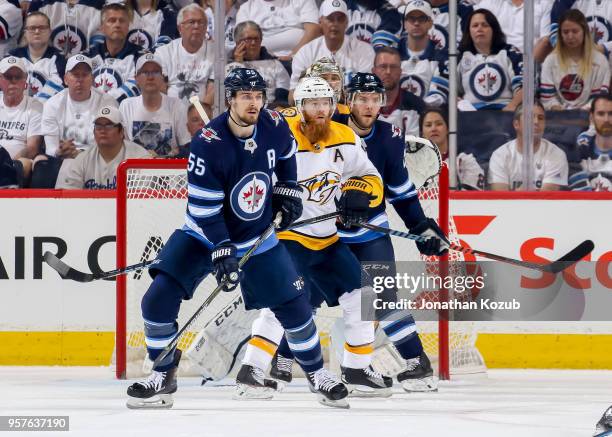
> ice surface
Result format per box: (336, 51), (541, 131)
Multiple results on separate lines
(1, 367), (610, 437)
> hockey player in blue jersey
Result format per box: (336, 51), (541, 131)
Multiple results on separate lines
(126, 68), (349, 409)
(269, 73), (450, 393)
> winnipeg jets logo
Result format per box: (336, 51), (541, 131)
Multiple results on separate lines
(299, 171), (341, 205)
(559, 74), (585, 102)
(588, 16), (611, 44)
(400, 75), (426, 98)
(199, 128), (220, 142)
(392, 126), (402, 138)
(51, 25), (85, 56)
(430, 24), (448, 50)
(469, 63), (506, 101)
(230, 172), (270, 221)
(93, 68), (123, 92)
(128, 29), (153, 49)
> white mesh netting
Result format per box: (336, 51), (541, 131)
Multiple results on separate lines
(116, 163), (485, 379)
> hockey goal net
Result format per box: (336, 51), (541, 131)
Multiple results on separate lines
(115, 159), (485, 380)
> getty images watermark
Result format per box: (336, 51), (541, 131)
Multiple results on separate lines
(360, 261), (612, 322)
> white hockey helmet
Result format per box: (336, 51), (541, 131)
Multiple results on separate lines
(293, 76), (337, 117)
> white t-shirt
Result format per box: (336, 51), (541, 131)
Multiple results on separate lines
(119, 94), (191, 157)
(0, 0), (23, 58)
(154, 38), (215, 104)
(475, 0), (552, 51)
(41, 88), (118, 156)
(55, 141), (151, 189)
(236, 0), (319, 57)
(487, 138), (569, 190)
(0, 96), (43, 159)
(290, 36), (375, 89)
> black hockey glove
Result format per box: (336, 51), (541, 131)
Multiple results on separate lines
(272, 182), (303, 230)
(338, 185), (371, 227)
(411, 218), (450, 256)
(211, 243), (242, 292)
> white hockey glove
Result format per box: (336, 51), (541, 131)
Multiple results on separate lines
(404, 135), (442, 189)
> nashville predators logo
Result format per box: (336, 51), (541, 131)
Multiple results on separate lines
(299, 171), (341, 205)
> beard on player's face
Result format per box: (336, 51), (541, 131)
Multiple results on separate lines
(302, 110), (331, 143)
(595, 120), (612, 137)
(232, 102), (261, 126)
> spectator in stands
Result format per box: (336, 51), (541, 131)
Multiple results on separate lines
(155, 4), (215, 105)
(398, 0), (449, 106)
(41, 54), (118, 158)
(186, 100), (206, 136)
(29, 0), (105, 56)
(345, 0), (402, 49)
(0, 146), (21, 188)
(56, 105), (150, 189)
(84, 3), (143, 103)
(419, 106), (485, 190)
(474, 0), (552, 53)
(0, 57), (43, 184)
(0, 0), (23, 58)
(126, 0), (179, 51)
(540, 9), (610, 111)
(425, 0), (473, 51)
(457, 8), (523, 111)
(372, 46), (425, 137)
(569, 94), (612, 191)
(548, 0), (612, 57)
(10, 12), (66, 103)
(236, 0), (321, 61)
(119, 53), (191, 157)
(290, 0), (374, 92)
(488, 102), (568, 191)
(228, 21), (290, 107)
(203, 0), (238, 54)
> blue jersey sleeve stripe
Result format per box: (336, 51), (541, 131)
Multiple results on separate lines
(188, 183), (225, 200)
(187, 203), (223, 218)
(388, 190), (418, 203)
(182, 215), (214, 247)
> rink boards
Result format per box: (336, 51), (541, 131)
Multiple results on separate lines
(0, 190), (611, 368)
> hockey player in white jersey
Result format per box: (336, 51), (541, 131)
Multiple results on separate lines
(269, 73), (449, 392)
(236, 77), (393, 398)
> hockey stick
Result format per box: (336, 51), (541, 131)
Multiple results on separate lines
(356, 222), (594, 274)
(43, 213), (338, 283)
(43, 252), (160, 283)
(189, 95), (211, 124)
(152, 215), (282, 368)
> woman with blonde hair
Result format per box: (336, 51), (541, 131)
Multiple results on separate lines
(540, 9), (610, 111)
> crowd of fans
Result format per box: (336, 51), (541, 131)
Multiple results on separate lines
(0, 0), (610, 191)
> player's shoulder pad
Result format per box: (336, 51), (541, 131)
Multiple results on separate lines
(263, 108), (287, 127)
(280, 106), (298, 119)
(196, 126), (223, 144)
(329, 120), (360, 145)
(376, 119), (404, 144)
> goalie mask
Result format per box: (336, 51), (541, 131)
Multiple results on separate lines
(293, 76), (337, 121)
(305, 57), (344, 102)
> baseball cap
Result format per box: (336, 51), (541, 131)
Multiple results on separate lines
(94, 106), (122, 125)
(319, 0), (348, 18)
(66, 54), (93, 72)
(401, 0), (433, 20)
(135, 53), (164, 73)
(0, 56), (27, 75)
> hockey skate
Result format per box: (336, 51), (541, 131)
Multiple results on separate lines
(397, 351), (438, 392)
(234, 364), (279, 400)
(594, 405), (612, 437)
(306, 368), (350, 409)
(126, 350), (181, 409)
(270, 353), (293, 384)
(341, 365), (393, 398)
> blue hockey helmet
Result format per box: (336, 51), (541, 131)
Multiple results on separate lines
(224, 67), (267, 102)
(346, 72), (386, 107)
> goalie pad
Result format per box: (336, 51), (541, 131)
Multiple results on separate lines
(404, 135), (443, 189)
(185, 293), (260, 381)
